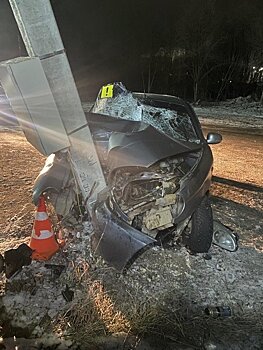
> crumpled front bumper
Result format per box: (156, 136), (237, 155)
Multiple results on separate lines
(91, 199), (156, 271)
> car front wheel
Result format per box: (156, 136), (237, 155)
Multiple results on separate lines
(183, 195), (213, 253)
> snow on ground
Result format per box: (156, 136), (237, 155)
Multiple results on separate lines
(193, 97), (263, 133)
(194, 97), (263, 118)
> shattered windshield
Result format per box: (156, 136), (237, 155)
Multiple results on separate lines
(138, 98), (199, 143)
(92, 89), (199, 143)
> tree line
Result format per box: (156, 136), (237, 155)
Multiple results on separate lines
(54, 0), (262, 102)
(136, 0), (263, 102)
(1, 0), (262, 102)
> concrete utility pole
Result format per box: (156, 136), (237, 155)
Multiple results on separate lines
(9, 0), (106, 209)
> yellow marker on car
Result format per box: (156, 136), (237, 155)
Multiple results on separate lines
(101, 84), (114, 98)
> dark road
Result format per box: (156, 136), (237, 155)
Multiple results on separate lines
(203, 127), (263, 187)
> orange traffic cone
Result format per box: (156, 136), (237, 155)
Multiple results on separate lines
(29, 196), (60, 260)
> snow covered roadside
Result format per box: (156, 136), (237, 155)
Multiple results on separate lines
(193, 98), (263, 133)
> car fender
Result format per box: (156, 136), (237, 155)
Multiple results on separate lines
(32, 153), (72, 205)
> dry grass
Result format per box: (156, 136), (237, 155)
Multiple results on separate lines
(55, 291), (105, 343)
(55, 262), (130, 344)
(54, 263), (192, 347)
(89, 280), (131, 334)
(54, 262), (263, 349)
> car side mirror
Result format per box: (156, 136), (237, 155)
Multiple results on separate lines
(206, 132), (222, 144)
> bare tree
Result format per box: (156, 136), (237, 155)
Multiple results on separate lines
(178, 0), (221, 101)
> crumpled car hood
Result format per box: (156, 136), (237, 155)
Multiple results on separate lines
(108, 125), (201, 170)
(87, 112), (201, 171)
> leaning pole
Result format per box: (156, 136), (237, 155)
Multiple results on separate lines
(8, 0), (106, 210)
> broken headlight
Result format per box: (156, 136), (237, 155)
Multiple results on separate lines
(212, 221), (238, 252)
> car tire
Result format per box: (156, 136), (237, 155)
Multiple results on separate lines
(183, 195), (213, 253)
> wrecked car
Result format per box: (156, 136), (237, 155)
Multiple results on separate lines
(33, 83), (222, 271)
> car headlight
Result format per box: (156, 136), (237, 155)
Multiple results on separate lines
(212, 221), (238, 252)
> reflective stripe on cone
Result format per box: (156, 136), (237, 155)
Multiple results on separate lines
(29, 196), (59, 260)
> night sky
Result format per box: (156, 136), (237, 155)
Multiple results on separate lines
(0, 0), (263, 100)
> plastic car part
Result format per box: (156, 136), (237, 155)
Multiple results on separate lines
(143, 207), (174, 230)
(91, 199), (156, 271)
(204, 306), (232, 318)
(4, 244), (33, 278)
(62, 284), (74, 302)
(212, 221), (238, 251)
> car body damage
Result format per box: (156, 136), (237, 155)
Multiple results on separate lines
(33, 83), (222, 271)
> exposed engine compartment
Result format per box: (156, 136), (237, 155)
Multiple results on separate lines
(109, 152), (200, 238)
